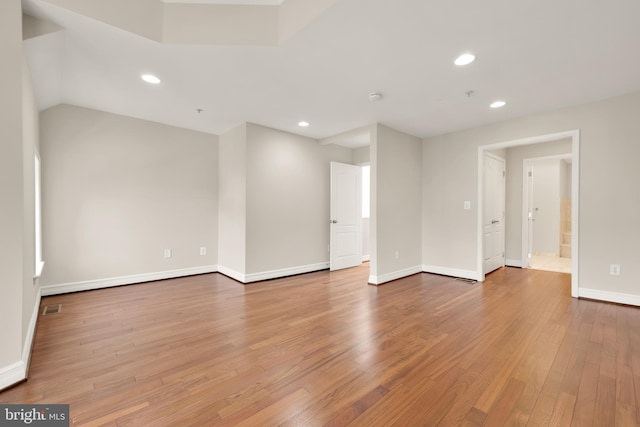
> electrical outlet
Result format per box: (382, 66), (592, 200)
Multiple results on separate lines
(164, 249), (172, 259)
(200, 247), (207, 256)
(610, 264), (621, 276)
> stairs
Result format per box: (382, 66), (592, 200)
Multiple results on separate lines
(560, 199), (571, 259)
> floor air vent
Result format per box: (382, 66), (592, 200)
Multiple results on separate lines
(42, 304), (62, 316)
(456, 278), (477, 284)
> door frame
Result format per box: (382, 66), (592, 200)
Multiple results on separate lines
(482, 152), (506, 274)
(521, 154), (572, 268)
(329, 161), (363, 271)
(477, 129), (580, 298)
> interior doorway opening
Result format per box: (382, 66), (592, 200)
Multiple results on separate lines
(523, 155), (572, 274)
(477, 130), (579, 298)
(325, 127), (372, 273)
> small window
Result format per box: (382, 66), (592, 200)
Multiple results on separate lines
(34, 153), (44, 278)
(362, 165), (370, 218)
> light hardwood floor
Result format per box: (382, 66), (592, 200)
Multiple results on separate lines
(1, 265), (638, 426)
(530, 255), (572, 274)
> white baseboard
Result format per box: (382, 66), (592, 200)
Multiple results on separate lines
(22, 287), (41, 373)
(40, 265), (218, 296)
(0, 361), (26, 391)
(0, 288), (41, 391)
(245, 262), (329, 283)
(362, 255), (370, 262)
(368, 265), (422, 286)
(579, 288), (640, 307)
(216, 265), (246, 283)
(217, 262), (330, 284)
(505, 259), (523, 268)
(422, 265), (482, 281)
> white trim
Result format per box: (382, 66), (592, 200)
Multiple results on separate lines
(34, 152), (43, 278)
(505, 259), (523, 268)
(244, 262), (329, 283)
(481, 152), (506, 276)
(22, 288), (41, 370)
(330, 162), (363, 271)
(477, 149), (483, 281)
(0, 289), (42, 390)
(422, 265), (482, 281)
(477, 129), (580, 297)
(41, 265), (218, 296)
(521, 153), (572, 268)
(368, 265), (422, 285)
(579, 288), (640, 307)
(0, 361), (26, 391)
(362, 255), (370, 262)
(571, 133), (580, 298)
(522, 160), (532, 268)
(34, 261), (45, 279)
(216, 265), (246, 283)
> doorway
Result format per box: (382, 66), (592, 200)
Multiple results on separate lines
(483, 152), (506, 275)
(324, 130), (372, 273)
(329, 161), (362, 271)
(477, 130), (580, 297)
(523, 156), (572, 274)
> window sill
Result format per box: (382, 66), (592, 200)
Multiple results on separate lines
(34, 261), (45, 280)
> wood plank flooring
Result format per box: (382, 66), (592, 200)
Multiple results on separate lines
(1, 265), (638, 426)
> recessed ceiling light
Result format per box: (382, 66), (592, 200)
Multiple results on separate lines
(298, 121), (310, 127)
(454, 53), (476, 66)
(141, 74), (161, 84)
(490, 100), (506, 108)
(368, 92), (383, 101)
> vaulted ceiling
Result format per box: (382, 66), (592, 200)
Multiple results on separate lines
(22, 0), (640, 141)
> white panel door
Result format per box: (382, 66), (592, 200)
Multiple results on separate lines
(483, 153), (505, 274)
(525, 162), (534, 267)
(330, 162), (362, 271)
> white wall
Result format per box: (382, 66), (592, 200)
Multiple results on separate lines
(370, 124), (422, 283)
(245, 123), (353, 275)
(0, 0), (41, 389)
(352, 146), (370, 165)
(422, 135), (477, 275)
(423, 91), (640, 300)
(560, 160), (572, 200)
(0, 0), (26, 378)
(504, 140), (571, 261)
(531, 159), (561, 255)
(22, 51), (40, 347)
(218, 123), (247, 277)
(488, 148), (507, 159)
(39, 105), (218, 287)
(42, 0), (163, 41)
(22, 14), (63, 40)
(361, 217), (370, 259)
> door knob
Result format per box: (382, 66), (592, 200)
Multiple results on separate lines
(330, 220), (337, 224)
